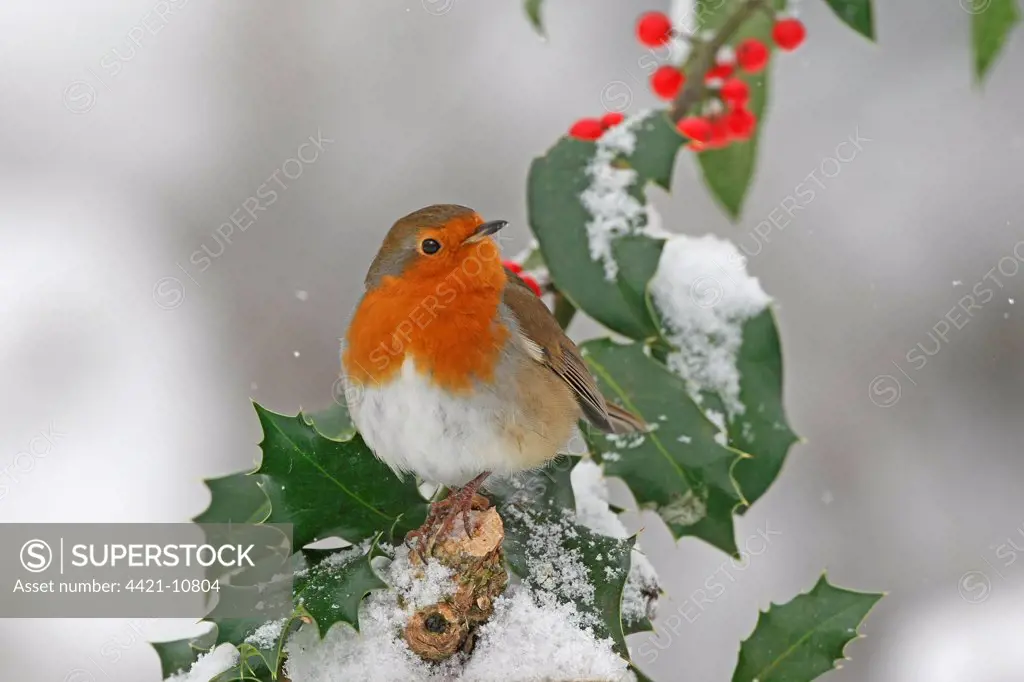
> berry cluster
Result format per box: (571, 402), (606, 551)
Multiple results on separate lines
(568, 10), (806, 149)
(503, 261), (543, 297)
(567, 112), (626, 141)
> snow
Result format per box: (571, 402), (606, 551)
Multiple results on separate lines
(280, 460), (654, 681)
(245, 618), (286, 649)
(166, 644), (238, 682)
(649, 234), (771, 415)
(572, 460), (660, 628)
(501, 504), (597, 619)
(285, 586), (440, 682)
(705, 408), (728, 445)
(579, 111), (664, 281)
(283, 532), (633, 682)
(386, 543), (456, 610)
(460, 586), (634, 682)
(285, 584), (633, 682)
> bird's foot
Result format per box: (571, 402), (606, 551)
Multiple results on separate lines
(406, 473), (492, 559)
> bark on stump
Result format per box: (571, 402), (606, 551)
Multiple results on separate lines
(403, 506), (508, 661)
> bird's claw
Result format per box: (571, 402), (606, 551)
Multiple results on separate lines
(405, 490), (491, 560)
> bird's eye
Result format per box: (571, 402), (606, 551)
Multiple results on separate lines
(421, 238), (441, 255)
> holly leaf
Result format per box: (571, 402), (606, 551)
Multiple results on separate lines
(527, 112), (683, 339)
(725, 309), (800, 507)
(524, 0), (545, 35)
(500, 501), (634, 659)
(731, 575), (883, 682)
(822, 0), (875, 40)
(194, 472), (270, 525)
(620, 547), (661, 636)
(151, 629), (217, 679)
(971, 0), (1020, 83)
(193, 473), (276, 587)
(684, 309), (799, 510)
(579, 339), (743, 556)
(695, 1), (775, 219)
(294, 540), (386, 637)
(254, 403), (427, 548)
(205, 581), (292, 647)
(491, 456), (633, 658)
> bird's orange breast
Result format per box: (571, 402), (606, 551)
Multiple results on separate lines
(344, 264), (509, 393)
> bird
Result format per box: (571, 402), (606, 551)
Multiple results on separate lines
(342, 204), (643, 540)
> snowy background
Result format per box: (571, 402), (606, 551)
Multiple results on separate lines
(2, 0), (1023, 680)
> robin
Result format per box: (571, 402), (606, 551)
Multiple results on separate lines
(342, 204), (642, 541)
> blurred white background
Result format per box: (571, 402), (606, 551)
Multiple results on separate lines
(1, 0), (1022, 680)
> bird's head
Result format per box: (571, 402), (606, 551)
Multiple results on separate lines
(364, 204), (508, 291)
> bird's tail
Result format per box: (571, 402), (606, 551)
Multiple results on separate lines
(605, 402), (647, 434)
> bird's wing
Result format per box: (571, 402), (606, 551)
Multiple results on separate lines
(501, 270), (644, 434)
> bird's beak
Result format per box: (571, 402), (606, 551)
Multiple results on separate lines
(463, 219), (507, 244)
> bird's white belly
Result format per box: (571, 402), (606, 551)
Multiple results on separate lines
(347, 357), (525, 487)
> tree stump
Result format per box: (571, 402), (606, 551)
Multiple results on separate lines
(402, 506), (507, 661)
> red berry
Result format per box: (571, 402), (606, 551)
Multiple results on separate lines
(720, 78), (750, 107)
(725, 107), (757, 140)
(650, 66), (685, 99)
(568, 118), (604, 140)
(705, 63), (735, 82)
(676, 116), (713, 149)
(636, 12), (673, 47)
(736, 39), (770, 73)
(772, 18), (806, 51)
(600, 112), (625, 129)
(706, 117), (732, 149)
(520, 275), (543, 297)
(503, 260), (523, 274)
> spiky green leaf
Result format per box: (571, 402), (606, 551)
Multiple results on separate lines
(695, 2), (776, 219)
(524, 0), (545, 35)
(822, 0), (875, 40)
(527, 112), (683, 339)
(294, 541), (387, 637)
(194, 473), (270, 525)
(971, 0), (1020, 82)
(731, 575), (883, 682)
(726, 309), (800, 507)
(579, 339), (743, 556)
(500, 501), (634, 658)
(254, 403), (427, 548)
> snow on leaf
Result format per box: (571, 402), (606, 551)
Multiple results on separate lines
(527, 110), (682, 339)
(164, 643), (239, 682)
(294, 539), (387, 637)
(500, 501), (634, 659)
(649, 233), (770, 416)
(580, 338), (744, 555)
(572, 459), (660, 633)
(648, 235), (796, 509)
